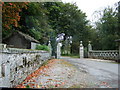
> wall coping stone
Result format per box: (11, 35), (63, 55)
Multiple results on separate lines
(89, 50), (118, 52)
(0, 48), (48, 54)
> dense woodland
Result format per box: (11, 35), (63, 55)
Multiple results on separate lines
(2, 1), (120, 54)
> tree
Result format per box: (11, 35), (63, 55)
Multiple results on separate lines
(18, 2), (53, 44)
(95, 6), (119, 50)
(118, 1), (120, 34)
(2, 2), (28, 30)
(2, 2), (93, 55)
(2, 2), (28, 38)
(44, 2), (89, 54)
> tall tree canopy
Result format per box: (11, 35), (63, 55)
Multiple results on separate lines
(94, 5), (119, 50)
(3, 1), (119, 54)
(44, 2), (90, 54)
(2, 2), (28, 30)
(2, 2), (28, 38)
(2, 2), (94, 54)
(19, 2), (52, 44)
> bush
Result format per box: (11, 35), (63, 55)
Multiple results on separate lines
(36, 45), (49, 51)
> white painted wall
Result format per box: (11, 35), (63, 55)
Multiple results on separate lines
(31, 42), (37, 49)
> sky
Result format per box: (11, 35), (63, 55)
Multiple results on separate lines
(62, 0), (119, 22)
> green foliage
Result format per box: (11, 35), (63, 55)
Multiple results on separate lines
(19, 2), (51, 44)
(26, 85), (30, 88)
(95, 6), (119, 50)
(3, 1), (119, 53)
(36, 45), (49, 51)
(2, 29), (12, 39)
(3, 2), (91, 54)
(44, 2), (90, 54)
(29, 28), (42, 40)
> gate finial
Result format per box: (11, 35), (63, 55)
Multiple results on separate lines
(80, 41), (83, 47)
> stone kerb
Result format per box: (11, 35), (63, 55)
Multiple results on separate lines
(0, 47), (50, 87)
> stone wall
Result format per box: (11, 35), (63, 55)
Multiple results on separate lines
(0, 47), (50, 87)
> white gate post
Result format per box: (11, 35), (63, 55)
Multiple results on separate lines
(79, 41), (84, 59)
(57, 43), (62, 59)
(48, 41), (52, 58)
(88, 41), (92, 51)
(88, 41), (92, 58)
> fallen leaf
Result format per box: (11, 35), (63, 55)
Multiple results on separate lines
(48, 79), (52, 80)
(36, 85), (40, 88)
(55, 84), (60, 87)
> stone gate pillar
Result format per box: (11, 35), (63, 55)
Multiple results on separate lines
(48, 41), (52, 58)
(79, 41), (84, 59)
(88, 41), (92, 58)
(57, 43), (62, 59)
(88, 41), (92, 51)
(115, 39), (120, 62)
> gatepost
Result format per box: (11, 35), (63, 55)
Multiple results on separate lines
(57, 43), (62, 59)
(115, 39), (120, 62)
(88, 41), (92, 58)
(79, 41), (84, 59)
(48, 41), (52, 58)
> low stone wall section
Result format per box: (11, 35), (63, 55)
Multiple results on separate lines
(0, 48), (50, 87)
(88, 50), (119, 61)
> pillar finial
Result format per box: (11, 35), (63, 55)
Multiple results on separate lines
(89, 41), (91, 44)
(80, 41), (82, 44)
(80, 41), (83, 47)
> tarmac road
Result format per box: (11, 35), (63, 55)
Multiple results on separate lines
(61, 56), (120, 88)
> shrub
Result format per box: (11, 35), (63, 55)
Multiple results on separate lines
(36, 45), (49, 51)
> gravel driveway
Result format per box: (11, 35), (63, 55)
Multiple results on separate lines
(16, 57), (119, 88)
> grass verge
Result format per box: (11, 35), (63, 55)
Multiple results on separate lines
(62, 54), (80, 58)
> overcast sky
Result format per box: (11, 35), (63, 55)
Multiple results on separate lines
(62, 0), (119, 22)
